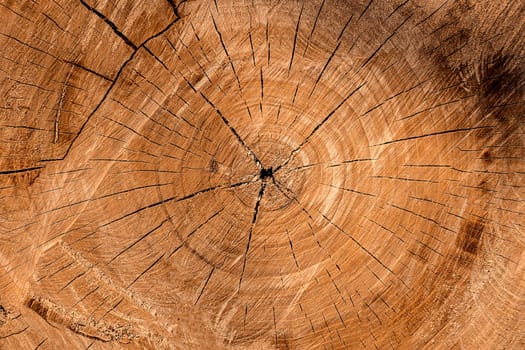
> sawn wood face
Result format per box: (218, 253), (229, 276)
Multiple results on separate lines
(0, 1), (523, 349)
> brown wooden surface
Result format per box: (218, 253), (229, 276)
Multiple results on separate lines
(0, 0), (524, 349)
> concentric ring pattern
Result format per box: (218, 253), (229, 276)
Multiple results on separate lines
(0, 0), (523, 349)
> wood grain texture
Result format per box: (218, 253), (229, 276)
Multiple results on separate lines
(0, 0), (523, 349)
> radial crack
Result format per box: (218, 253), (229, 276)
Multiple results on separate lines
(288, 2), (305, 72)
(238, 183), (266, 292)
(195, 267), (215, 304)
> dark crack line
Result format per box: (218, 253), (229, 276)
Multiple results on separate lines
(272, 180), (315, 223)
(386, 0), (410, 20)
(79, 0), (138, 50)
(101, 115), (162, 146)
(372, 126), (493, 146)
(306, 13), (353, 101)
(166, 0), (186, 18)
(243, 304), (248, 329)
(4, 125), (71, 133)
(72, 286), (99, 308)
(210, 14), (242, 91)
(322, 183), (377, 197)
(37, 262), (74, 282)
(286, 229), (300, 268)
(397, 95), (473, 121)
(303, 0), (326, 55)
(127, 254), (164, 289)
(414, 0), (448, 27)
(275, 82), (366, 173)
(0, 3), (34, 23)
(333, 302), (347, 328)
(97, 297), (124, 322)
(415, 239), (444, 257)
(366, 217), (406, 244)
(195, 266), (215, 304)
(183, 208), (224, 241)
(166, 37), (214, 96)
(249, 30), (256, 66)
(166, 0), (178, 14)
(326, 270), (345, 303)
(266, 19), (271, 65)
(0, 166), (42, 175)
(283, 157), (377, 173)
(272, 306), (278, 344)
(0, 32), (60, 60)
(8, 78), (54, 92)
(320, 212), (394, 274)
(34, 338), (47, 350)
(288, 2), (305, 72)
(88, 295), (110, 319)
(209, 13), (254, 120)
(390, 203), (455, 234)
(132, 66), (167, 95)
(361, 79), (429, 116)
(58, 270), (88, 292)
(99, 180), (250, 229)
(327, 158), (378, 168)
(308, 40), (342, 99)
(359, 0), (375, 19)
(238, 182), (266, 292)
(65, 60), (112, 82)
(0, 326), (30, 339)
(260, 67), (264, 116)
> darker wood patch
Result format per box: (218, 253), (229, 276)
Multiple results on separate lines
(474, 54), (522, 120)
(481, 150), (492, 163)
(209, 158), (218, 173)
(0, 303), (18, 326)
(418, 2), (524, 156)
(428, 49), (525, 163)
(461, 52), (525, 143)
(189, 71), (205, 88)
(25, 297), (53, 322)
(456, 220), (484, 254)
(0, 304), (7, 326)
(477, 179), (491, 193)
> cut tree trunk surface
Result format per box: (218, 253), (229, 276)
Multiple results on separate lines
(0, 0), (524, 349)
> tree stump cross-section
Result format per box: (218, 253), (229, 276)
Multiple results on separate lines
(0, 0), (524, 349)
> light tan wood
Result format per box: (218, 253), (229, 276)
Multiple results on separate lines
(0, 0), (524, 349)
